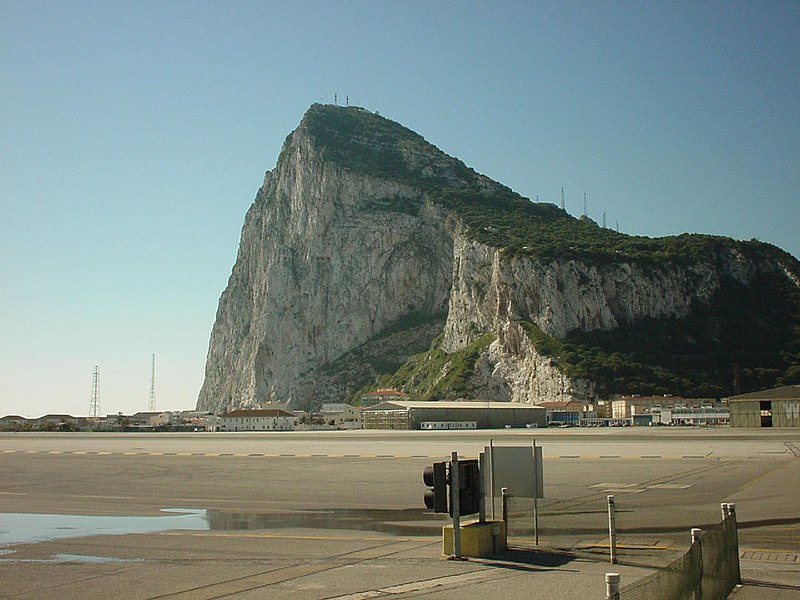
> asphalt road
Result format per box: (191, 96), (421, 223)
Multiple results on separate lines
(1, 428), (799, 599)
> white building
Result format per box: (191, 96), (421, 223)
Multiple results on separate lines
(319, 403), (362, 428)
(218, 409), (297, 432)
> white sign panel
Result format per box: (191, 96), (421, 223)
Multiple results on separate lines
(484, 445), (544, 499)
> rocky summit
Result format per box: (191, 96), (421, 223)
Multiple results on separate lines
(196, 104), (800, 412)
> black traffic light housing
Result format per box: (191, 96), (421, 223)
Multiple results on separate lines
(456, 459), (481, 517)
(423, 459), (481, 517)
(423, 461), (449, 513)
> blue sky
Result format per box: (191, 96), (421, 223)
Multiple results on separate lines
(2, 1), (798, 417)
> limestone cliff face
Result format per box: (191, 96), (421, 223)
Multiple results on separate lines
(441, 233), (797, 403)
(198, 105), (800, 412)
(197, 114), (454, 411)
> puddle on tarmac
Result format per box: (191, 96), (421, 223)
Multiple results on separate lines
(206, 507), (446, 536)
(0, 553), (143, 564)
(0, 508), (209, 547)
(0, 507), (446, 553)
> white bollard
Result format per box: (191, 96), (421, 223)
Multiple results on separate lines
(605, 572), (620, 600)
(692, 527), (702, 544)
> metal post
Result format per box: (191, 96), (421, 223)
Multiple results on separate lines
(721, 503), (729, 520)
(532, 439), (539, 546)
(489, 439), (496, 520)
(605, 573), (620, 600)
(726, 503), (741, 583)
(501, 487), (509, 525)
(479, 452), (486, 523)
(451, 451), (461, 559)
(692, 528), (702, 600)
(608, 495), (617, 564)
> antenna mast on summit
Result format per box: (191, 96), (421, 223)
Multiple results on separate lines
(583, 193), (587, 217)
(561, 186), (565, 211)
(148, 354), (156, 411)
(89, 365), (100, 418)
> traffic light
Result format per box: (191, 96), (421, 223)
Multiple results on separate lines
(456, 459), (481, 516)
(424, 459), (481, 517)
(423, 461), (448, 513)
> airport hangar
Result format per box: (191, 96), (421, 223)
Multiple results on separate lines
(727, 385), (800, 428)
(361, 400), (547, 430)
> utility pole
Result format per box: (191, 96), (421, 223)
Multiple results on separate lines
(89, 365), (100, 418)
(148, 354), (156, 411)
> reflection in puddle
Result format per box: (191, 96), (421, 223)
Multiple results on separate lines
(0, 508), (208, 547)
(206, 507), (446, 536)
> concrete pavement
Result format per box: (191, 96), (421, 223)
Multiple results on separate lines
(2, 430), (799, 598)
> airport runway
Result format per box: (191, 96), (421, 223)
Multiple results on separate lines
(1, 428), (799, 598)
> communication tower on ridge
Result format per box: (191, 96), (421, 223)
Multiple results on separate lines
(148, 354), (156, 411)
(89, 365), (100, 418)
(561, 186), (565, 211)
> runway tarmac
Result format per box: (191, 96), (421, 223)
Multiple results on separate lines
(1, 428), (798, 598)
